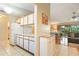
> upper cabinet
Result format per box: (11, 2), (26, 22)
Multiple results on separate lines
(24, 16), (28, 24)
(16, 13), (34, 25)
(28, 14), (34, 24)
(20, 17), (24, 25)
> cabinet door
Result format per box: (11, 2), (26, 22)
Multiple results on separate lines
(29, 41), (35, 53)
(16, 37), (20, 45)
(20, 18), (24, 25)
(24, 39), (29, 50)
(40, 37), (48, 56)
(24, 16), (27, 24)
(29, 37), (35, 41)
(28, 14), (34, 24)
(19, 38), (24, 48)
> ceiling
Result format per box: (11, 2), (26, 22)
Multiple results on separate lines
(51, 3), (79, 24)
(0, 3), (34, 17)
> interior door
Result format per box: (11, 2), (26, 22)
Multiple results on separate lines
(0, 15), (9, 48)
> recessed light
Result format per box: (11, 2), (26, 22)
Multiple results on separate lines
(4, 7), (12, 14)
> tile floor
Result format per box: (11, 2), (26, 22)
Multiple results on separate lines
(0, 45), (33, 56)
(0, 37), (79, 56)
(0, 38), (33, 56)
(49, 37), (79, 56)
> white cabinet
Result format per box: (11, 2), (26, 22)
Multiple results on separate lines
(17, 14), (34, 25)
(24, 16), (28, 24)
(16, 35), (35, 54)
(16, 37), (20, 45)
(24, 39), (29, 50)
(29, 37), (35, 41)
(20, 18), (24, 25)
(19, 38), (24, 48)
(28, 14), (34, 24)
(29, 41), (35, 53)
(40, 37), (48, 56)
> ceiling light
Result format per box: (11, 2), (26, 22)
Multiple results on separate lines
(4, 7), (12, 14)
(0, 14), (5, 18)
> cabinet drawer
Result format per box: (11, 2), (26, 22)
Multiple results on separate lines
(24, 39), (29, 50)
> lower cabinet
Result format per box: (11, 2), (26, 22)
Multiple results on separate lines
(16, 37), (20, 45)
(40, 37), (48, 56)
(16, 36), (35, 54)
(19, 38), (24, 48)
(24, 39), (29, 50)
(29, 41), (35, 53)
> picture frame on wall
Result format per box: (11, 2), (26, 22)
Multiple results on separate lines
(42, 13), (48, 25)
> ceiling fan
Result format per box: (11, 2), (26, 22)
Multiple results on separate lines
(72, 11), (79, 19)
(72, 12), (76, 19)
